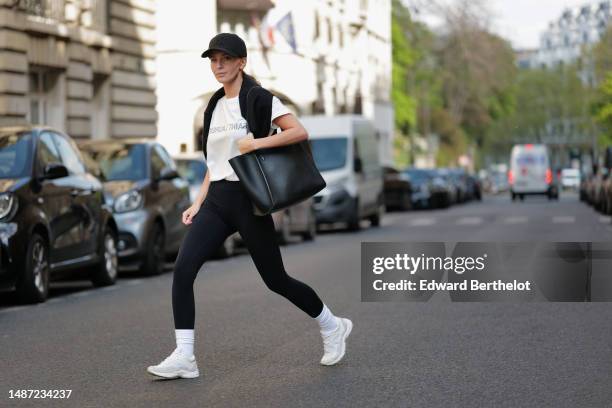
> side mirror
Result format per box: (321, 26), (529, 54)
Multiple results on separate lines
(158, 167), (179, 181)
(354, 157), (363, 173)
(43, 163), (69, 180)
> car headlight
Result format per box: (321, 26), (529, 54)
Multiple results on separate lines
(0, 193), (16, 220)
(114, 190), (143, 213)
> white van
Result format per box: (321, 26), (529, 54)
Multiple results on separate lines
(301, 115), (384, 230)
(509, 143), (559, 200)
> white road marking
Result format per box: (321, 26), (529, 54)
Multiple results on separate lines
(503, 216), (528, 224)
(552, 216), (575, 224)
(408, 218), (436, 227)
(599, 216), (611, 224)
(455, 217), (483, 225)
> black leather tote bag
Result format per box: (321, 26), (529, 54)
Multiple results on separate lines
(229, 133), (326, 216)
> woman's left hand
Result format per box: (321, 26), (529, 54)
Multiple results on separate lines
(237, 132), (257, 154)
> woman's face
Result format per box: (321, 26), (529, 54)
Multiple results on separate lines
(209, 51), (246, 84)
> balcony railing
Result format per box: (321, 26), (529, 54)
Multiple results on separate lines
(15, 0), (64, 21)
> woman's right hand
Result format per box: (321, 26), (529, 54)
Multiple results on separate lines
(182, 203), (201, 225)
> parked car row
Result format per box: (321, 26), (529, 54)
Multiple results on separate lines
(580, 147), (612, 214)
(393, 167), (482, 210)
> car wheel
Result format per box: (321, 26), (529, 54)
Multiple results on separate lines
(16, 233), (49, 303)
(302, 208), (317, 241)
(370, 200), (384, 227)
(511, 192), (516, 201)
(141, 222), (165, 276)
(346, 198), (361, 231)
(90, 226), (118, 287)
(519, 194), (525, 201)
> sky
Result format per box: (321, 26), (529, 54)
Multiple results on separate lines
(408, 0), (600, 49)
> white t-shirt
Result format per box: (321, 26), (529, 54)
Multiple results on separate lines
(206, 95), (291, 181)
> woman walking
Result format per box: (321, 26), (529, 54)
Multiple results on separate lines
(147, 33), (353, 379)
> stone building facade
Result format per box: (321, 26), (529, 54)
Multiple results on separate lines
(0, 0), (157, 139)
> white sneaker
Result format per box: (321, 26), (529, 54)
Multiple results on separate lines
(320, 317), (353, 366)
(147, 348), (200, 379)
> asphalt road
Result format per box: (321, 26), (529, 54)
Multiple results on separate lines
(2, 191), (612, 407)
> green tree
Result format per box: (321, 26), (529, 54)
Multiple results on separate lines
(391, 0), (418, 136)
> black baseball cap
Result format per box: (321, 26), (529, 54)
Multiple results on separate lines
(201, 33), (247, 58)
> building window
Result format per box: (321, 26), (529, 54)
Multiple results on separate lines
(17, 0), (64, 21)
(327, 18), (333, 44)
(28, 67), (65, 131)
(92, 73), (110, 139)
(314, 11), (320, 40)
(338, 24), (344, 47)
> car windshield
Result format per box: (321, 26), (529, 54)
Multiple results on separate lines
(81, 144), (147, 181)
(310, 137), (348, 171)
(403, 169), (431, 183)
(0, 131), (32, 178)
(175, 159), (206, 185)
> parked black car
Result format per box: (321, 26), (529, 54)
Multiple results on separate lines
(465, 174), (482, 201)
(383, 166), (412, 211)
(401, 168), (432, 209)
(78, 139), (191, 275)
(0, 126), (119, 303)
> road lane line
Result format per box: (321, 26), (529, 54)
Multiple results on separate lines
(455, 217), (483, 225)
(408, 218), (436, 226)
(599, 216), (611, 224)
(503, 216), (528, 224)
(552, 216), (575, 224)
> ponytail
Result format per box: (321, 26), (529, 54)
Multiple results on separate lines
(242, 71), (261, 86)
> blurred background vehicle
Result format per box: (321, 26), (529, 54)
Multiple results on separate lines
(509, 144), (559, 201)
(447, 167), (469, 203)
(561, 168), (581, 190)
(434, 168), (458, 206)
(601, 148), (612, 215)
(303, 115), (385, 231)
(78, 139), (191, 275)
(382, 166), (412, 211)
(585, 164), (608, 211)
(402, 167), (433, 209)
(0, 126), (119, 303)
(465, 174), (482, 201)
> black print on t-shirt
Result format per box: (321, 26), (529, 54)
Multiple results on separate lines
(209, 121), (248, 134)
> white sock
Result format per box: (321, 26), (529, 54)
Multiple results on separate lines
(175, 329), (195, 357)
(314, 304), (339, 336)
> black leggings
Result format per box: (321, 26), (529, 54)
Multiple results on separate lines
(172, 179), (324, 329)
